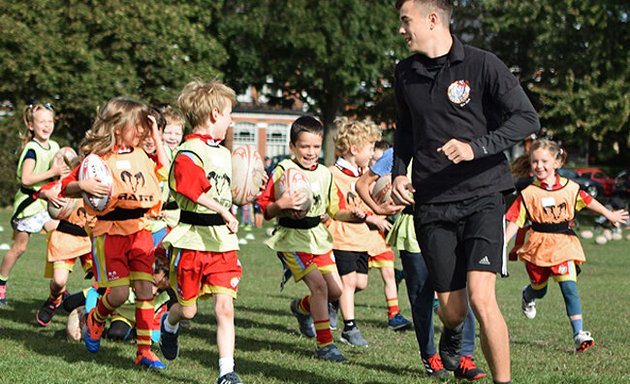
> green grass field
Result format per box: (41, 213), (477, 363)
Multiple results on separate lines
(0, 208), (628, 384)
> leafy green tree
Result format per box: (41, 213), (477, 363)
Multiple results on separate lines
(475, 0), (630, 164)
(217, 0), (406, 163)
(0, 0), (228, 205)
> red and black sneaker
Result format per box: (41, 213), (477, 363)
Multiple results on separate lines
(36, 298), (62, 327)
(422, 353), (449, 379)
(454, 355), (487, 381)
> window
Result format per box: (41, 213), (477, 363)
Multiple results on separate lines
(233, 122), (257, 147)
(266, 123), (290, 158)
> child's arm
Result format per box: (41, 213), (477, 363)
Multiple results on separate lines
(356, 169), (404, 216)
(196, 194), (239, 234)
(21, 157), (68, 187)
(264, 190), (308, 220)
(148, 115), (170, 173)
(587, 199), (629, 227)
(505, 221), (520, 243)
(61, 165), (110, 198)
(365, 214), (392, 232)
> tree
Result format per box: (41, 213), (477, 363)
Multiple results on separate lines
(0, 0), (228, 205)
(217, 0), (406, 163)
(474, 0), (630, 164)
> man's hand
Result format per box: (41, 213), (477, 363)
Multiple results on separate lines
(437, 139), (474, 164)
(391, 175), (415, 206)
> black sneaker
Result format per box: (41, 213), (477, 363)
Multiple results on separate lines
(439, 323), (463, 371)
(36, 298), (61, 327)
(159, 312), (179, 360)
(217, 372), (243, 384)
(454, 355), (487, 381)
(314, 344), (348, 362)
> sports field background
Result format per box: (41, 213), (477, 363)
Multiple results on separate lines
(0, 208), (628, 383)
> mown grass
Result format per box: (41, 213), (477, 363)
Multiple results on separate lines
(0, 208), (628, 383)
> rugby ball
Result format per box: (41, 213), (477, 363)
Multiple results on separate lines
(611, 232), (622, 241)
(594, 235), (607, 245)
(53, 146), (80, 170)
(66, 305), (87, 342)
(579, 230), (593, 239)
(371, 174), (393, 205)
(79, 154), (113, 211)
(275, 168), (313, 218)
(47, 181), (79, 220)
(231, 146), (266, 206)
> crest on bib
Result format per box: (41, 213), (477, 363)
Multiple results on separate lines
(447, 80), (471, 106)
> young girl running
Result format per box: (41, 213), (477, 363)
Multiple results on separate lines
(505, 139), (628, 352)
(0, 103), (67, 305)
(62, 97), (168, 368)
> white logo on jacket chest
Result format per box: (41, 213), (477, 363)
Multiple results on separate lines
(447, 80), (471, 107)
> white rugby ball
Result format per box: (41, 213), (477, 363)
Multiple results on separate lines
(275, 168), (313, 218)
(47, 181), (79, 220)
(579, 230), (593, 239)
(231, 146), (266, 206)
(611, 232), (622, 241)
(371, 174), (393, 205)
(594, 235), (607, 245)
(79, 154), (113, 211)
(66, 305), (87, 342)
(54, 146), (80, 170)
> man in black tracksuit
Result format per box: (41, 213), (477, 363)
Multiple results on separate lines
(392, 1), (540, 383)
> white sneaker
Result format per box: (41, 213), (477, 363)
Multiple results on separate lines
(521, 286), (536, 319)
(574, 330), (594, 352)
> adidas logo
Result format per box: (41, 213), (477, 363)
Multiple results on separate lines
(478, 256), (491, 265)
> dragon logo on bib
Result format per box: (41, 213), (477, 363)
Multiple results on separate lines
(447, 80), (471, 107)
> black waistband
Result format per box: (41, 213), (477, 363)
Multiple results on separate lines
(402, 205), (414, 215)
(56, 220), (88, 237)
(20, 186), (37, 196)
(99, 208), (148, 221)
(530, 221), (576, 236)
(162, 201), (179, 210)
(179, 211), (224, 226)
(278, 216), (321, 229)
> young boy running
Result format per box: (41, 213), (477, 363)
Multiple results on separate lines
(258, 115), (361, 362)
(159, 80), (244, 384)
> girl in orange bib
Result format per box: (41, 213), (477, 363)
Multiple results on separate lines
(505, 139), (628, 352)
(62, 97), (168, 368)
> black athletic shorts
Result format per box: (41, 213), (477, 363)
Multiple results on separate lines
(414, 193), (506, 293)
(334, 250), (369, 276)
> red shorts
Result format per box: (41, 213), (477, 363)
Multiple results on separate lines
(278, 250), (337, 282)
(93, 230), (155, 288)
(170, 248), (242, 305)
(368, 250), (395, 269)
(525, 260), (577, 288)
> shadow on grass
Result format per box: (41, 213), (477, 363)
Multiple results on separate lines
(183, 347), (351, 384)
(0, 298), (42, 325)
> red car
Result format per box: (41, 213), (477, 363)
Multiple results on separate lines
(575, 168), (615, 196)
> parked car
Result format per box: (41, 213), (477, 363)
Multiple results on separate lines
(557, 168), (604, 198)
(613, 169), (630, 196)
(575, 167), (615, 196)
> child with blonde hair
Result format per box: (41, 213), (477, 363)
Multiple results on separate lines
(62, 96), (168, 368)
(505, 139), (628, 351)
(159, 80), (245, 384)
(0, 103), (68, 305)
(327, 118), (411, 347)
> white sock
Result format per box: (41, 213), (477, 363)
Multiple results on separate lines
(163, 315), (179, 334)
(218, 356), (234, 377)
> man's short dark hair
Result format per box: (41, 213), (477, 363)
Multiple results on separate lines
(395, 0), (453, 16)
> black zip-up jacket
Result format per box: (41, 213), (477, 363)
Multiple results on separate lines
(392, 36), (540, 204)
